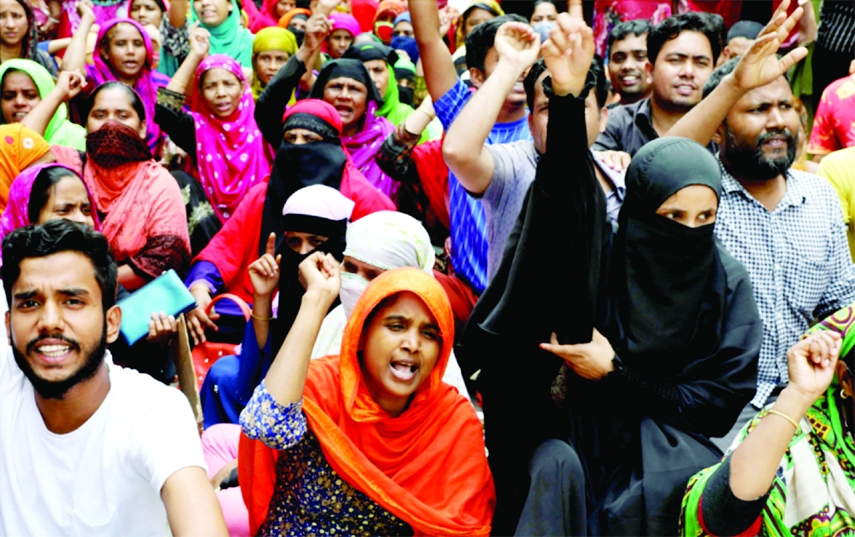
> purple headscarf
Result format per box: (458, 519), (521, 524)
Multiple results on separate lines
(0, 163), (101, 243)
(87, 18), (170, 155)
(342, 100), (398, 199)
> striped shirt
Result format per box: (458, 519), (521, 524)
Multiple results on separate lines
(714, 160), (855, 408)
(434, 79), (532, 293)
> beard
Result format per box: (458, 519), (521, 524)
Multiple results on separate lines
(721, 125), (797, 181)
(13, 325), (108, 400)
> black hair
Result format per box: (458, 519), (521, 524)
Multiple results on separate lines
(607, 19), (652, 57)
(0, 68), (34, 124)
(132, 0), (166, 12)
(647, 12), (721, 66)
(87, 81), (147, 123)
(532, 0), (556, 10)
(465, 13), (527, 74)
(523, 54), (608, 110)
(28, 166), (83, 224)
(702, 56), (739, 98)
(2, 219), (118, 312)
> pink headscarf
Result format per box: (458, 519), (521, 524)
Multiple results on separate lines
(341, 100), (398, 199)
(188, 54), (274, 221)
(323, 12), (361, 56)
(0, 164), (101, 243)
(87, 18), (169, 155)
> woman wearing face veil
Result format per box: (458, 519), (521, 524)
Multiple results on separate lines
(456, 20), (762, 535)
(184, 99), (393, 347)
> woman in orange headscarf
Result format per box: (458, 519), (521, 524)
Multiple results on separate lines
(239, 262), (494, 536)
(0, 124), (50, 214)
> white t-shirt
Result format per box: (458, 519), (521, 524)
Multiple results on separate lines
(0, 348), (205, 537)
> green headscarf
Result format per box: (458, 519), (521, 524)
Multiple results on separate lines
(680, 304), (855, 536)
(0, 59), (86, 151)
(190, 0), (254, 68)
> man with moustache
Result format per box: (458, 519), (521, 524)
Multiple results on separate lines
(0, 220), (227, 536)
(606, 19), (652, 105)
(594, 12), (719, 156)
(667, 0), (855, 447)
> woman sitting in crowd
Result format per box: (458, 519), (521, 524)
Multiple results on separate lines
(324, 11), (358, 60)
(457, 16), (761, 536)
(200, 184), (353, 427)
(190, 0), (253, 68)
(0, 0), (57, 75)
(50, 82), (190, 291)
(63, 11), (170, 155)
(278, 7), (310, 44)
(251, 27), (297, 101)
(0, 61), (86, 149)
(185, 98), (393, 346)
(256, 16), (399, 200)
(244, 0), (294, 34)
(454, 0), (502, 50)
(156, 27), (273, 252)
(239, 263), (495, 535)
(370, 0), (404, 44)
(0, 124), (51, 212)
(681, 307), (854, 535)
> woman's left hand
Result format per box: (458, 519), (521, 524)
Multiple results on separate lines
(540, 328), (615, 380)
(147, 311), (178, 344)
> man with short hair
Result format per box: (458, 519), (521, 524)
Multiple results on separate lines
(443, 23), (621, 284)
(667, 5), (855, 445)
(412, 2), (533, 295)
(0, 220), (227, 536)
(606, 19), (653, 105)
(718, 20), (765, 65)
(594, 12), (720, 155)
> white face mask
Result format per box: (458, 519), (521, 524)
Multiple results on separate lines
(339, 271), (370, 318)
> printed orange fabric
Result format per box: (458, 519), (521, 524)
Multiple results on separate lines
(240, 268), (495, 535)
(0, 125), (50, 214)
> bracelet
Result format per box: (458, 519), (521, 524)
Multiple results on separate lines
(48, 16), (60, 23)
(766, 409), (801, 432)
(250, 311), (274, 322)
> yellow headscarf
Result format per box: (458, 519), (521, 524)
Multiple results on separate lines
(0, 124), (50, 215)
(251, 27), (299, 101)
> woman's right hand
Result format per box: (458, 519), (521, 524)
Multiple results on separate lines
(302, 13), (332, 52)
(54, 69), (87, 101)
(187, 284), (218, 345)
(76, 0), (94, 22)
(785, 330), (841, 406)
(248, 233), (281, 298)
(298, 251), (340, 307)
(188, 22), (211, 59)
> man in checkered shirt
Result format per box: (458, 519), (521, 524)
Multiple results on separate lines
(665, 6), (855, 449)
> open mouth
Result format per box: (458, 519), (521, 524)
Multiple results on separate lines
(674, 83), (696, 96)
(34, 343), (73, 364)
(11, 111), (28, 120)
(389, 360), (418, 382)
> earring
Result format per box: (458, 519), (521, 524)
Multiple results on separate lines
(842, 388), (851, 400)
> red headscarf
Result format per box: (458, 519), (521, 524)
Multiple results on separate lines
(239, 268), (495, 536)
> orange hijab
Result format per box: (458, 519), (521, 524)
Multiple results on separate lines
(0, 125), (50, 214)
(239, 268), (495, 535)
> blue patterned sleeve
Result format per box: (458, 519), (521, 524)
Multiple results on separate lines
(239, 382), (308, 450)
(432, 78), (472, 132)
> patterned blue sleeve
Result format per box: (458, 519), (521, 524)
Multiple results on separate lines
(433, 78), (472, 132)
(240, 382), (308, 450)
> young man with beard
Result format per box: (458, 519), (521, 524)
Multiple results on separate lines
(0, 220), (227, 536)
(606, 19), (652, 106)
(594, 12), (719, 156)
(667, 0), (855, 446)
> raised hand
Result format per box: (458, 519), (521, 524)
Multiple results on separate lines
(731, 0), (808, 92)
(54, 69), (87, 101)
(315, 0), (340, 17)
(494, 21), (541, 71)
(76, 0), (94, 21)
(785, 330), (841, 406)
(541, 13), (594, 97)
(188, 23), (211, 59)
(302, 13), (332, 52)
(438, 6), (457, 37)
(298, 251), (341, 306)
(248, 233), (282, 299)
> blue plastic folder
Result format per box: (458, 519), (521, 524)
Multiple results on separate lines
(117, 270), (196, 345)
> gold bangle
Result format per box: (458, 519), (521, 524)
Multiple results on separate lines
(766, 409), (801, 432)
(250, 311), (274, 322)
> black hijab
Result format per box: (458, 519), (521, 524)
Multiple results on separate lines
(259, 108), (347, 257)
(609, 136), (727, 374)
(308, 59), (384, 104)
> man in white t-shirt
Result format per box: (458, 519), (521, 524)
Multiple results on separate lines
(0, 219), (227, 537)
